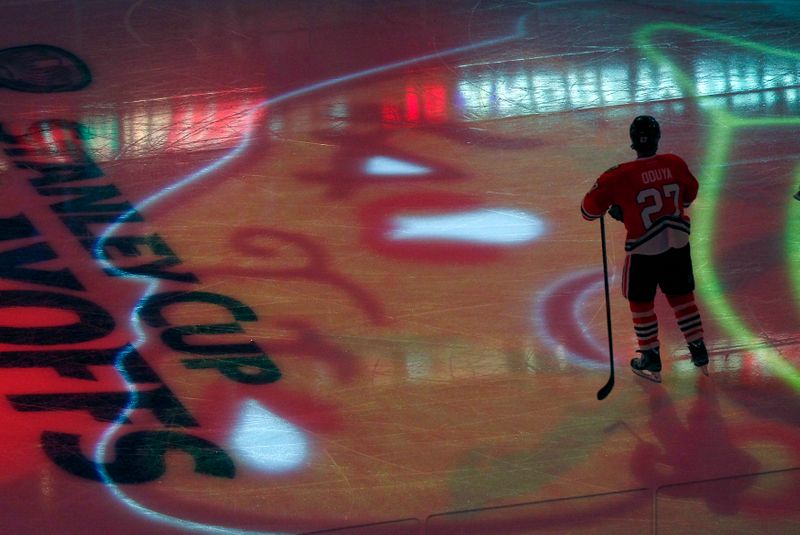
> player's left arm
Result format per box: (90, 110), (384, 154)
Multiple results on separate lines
(677, 156), (699, 208)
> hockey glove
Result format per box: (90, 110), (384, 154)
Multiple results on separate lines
(608, 204), (623, 221)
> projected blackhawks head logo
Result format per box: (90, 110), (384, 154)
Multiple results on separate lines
(0, 44), (91, 92)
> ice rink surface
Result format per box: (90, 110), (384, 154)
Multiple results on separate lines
(0, 1), (799, 533)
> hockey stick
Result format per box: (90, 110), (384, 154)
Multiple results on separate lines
(597, 215), (615, 400)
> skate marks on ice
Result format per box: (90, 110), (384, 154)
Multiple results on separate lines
(635, 23), (800, 391)
(444, 397), (653, 531)
(426, 488), (652, 533)
(603, 379), (800, 528)
(628, 381), (800, 528)
(197, 226), (390, 328)
(629, 383), (760, 506)
(80, 12), (536, 535)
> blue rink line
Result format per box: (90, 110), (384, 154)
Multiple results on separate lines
(91, 12), (531, 535)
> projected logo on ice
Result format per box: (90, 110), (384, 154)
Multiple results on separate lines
(0, 17), (546, 533)
(1, 16), (799, 535)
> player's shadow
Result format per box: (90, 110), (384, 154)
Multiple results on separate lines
(629, 377), (759, 515)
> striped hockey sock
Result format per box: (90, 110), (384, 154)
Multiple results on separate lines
(630, 300), (659, 350)
(666, 292), (704, 343)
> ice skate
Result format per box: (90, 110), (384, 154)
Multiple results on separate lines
(688, 339), (710, 376)
(631, 347), (662, 383)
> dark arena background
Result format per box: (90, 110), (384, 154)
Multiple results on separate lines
(1, 1), (799, 533)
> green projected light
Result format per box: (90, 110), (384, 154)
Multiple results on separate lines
(635, 23), (800, 390)
(789, 164), (800, 308)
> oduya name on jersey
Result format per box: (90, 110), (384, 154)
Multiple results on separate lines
(641, 168), (673, 184)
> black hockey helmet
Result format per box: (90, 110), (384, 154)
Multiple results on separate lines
(629, 115), (660, 151)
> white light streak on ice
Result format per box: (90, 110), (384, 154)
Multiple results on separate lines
(388, 208), (545, 244)
(231, 400), (310, 473)
(364, 156), (431, 176)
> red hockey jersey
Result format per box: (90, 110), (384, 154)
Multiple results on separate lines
(581, 153), (699, 255)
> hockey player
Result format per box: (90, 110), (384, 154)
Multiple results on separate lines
(581, 115), (709, 382)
